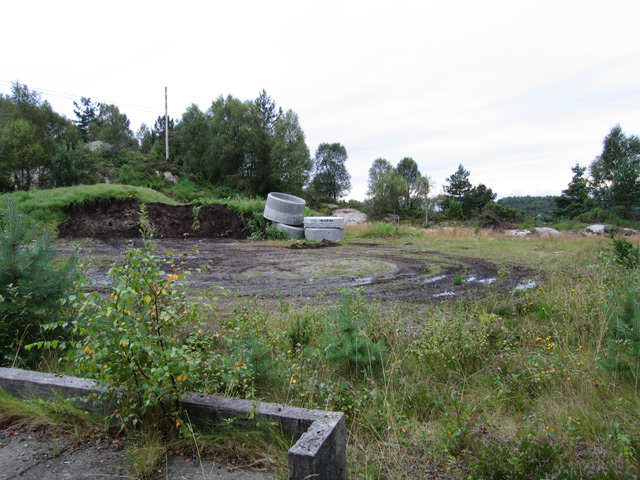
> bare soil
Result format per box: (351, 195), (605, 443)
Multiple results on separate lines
(58, 200), (249, 240)
(54, 200), (533, 303)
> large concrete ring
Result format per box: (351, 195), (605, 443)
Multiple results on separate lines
(264, 206), (304, 226)
(265, 192), (306, 216)
(275, 223), (305, 239)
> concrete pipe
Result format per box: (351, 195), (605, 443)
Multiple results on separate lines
(275, 223), (305, 239)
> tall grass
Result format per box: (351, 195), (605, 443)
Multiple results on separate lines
(202, 232), (640, 478)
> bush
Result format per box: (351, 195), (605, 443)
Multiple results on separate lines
(610, 235), (640, 270)
(36, 206), (219, 432)
(0, 197), (77, 365)
(600, 278), (640, 376)
(319, 289), (386, 377)
(477, 202), (527, 228)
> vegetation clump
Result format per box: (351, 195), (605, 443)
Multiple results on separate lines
(0, 197), (77, 365)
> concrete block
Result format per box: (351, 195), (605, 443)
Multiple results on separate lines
(303, 217), (345, 229)
(0, 368), (347, 480)
(304, 227), (345, 242)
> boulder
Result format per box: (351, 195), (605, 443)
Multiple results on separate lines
(333, 208), (368, 225)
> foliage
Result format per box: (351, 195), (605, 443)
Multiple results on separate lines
(319, 289), (386, 377)
(366, 157), (431, 220)
(0, 197), (77, 365)
(590, 124), (640, 218)
(441, 164), (496, 219)
(498, 195), (557, 218)
(553, 164), (594, 219)
(34, 207), (219, 432)
(468, 432), (633, 479)
(174, 91), (313, 197)
(600, 277), (640, 376)
(477, 202), (527, 228)
(610, 235), (640, 270)
(310, 142), (352, 201)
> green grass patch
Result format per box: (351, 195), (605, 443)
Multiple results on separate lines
(2, 184), (177, 228)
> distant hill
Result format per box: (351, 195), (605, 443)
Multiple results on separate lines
(498, 195), (556, 218)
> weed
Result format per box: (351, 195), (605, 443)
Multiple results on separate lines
(191, 204), (202, 231)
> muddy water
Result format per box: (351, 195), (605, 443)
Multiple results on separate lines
(54, 238), (532, 302)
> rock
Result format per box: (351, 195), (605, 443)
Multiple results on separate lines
(536, 227), (560, 238)
(333, 208), (368, 225)
(505, 229), (531, 237)
(585, 224), (609, 235)
(163, 171), (179, 183)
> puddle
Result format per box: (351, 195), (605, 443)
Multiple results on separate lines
(423, 274), (448, 284)
(433, 291), (456, 298)
(514, 279), (537, 291)
(351, 276), (374, 286)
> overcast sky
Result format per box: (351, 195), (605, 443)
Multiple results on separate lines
(2, 0), (640, 200)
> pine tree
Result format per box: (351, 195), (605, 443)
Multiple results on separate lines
(0, 197), (77, 364)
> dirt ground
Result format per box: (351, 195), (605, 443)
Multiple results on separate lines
(53, 200), (533, 303)
(0, 425), (274, 480)
(58, 200), (249, 240)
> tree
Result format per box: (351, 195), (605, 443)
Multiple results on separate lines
(415, 175), (432, 224)
(270, 110), (312, 195)
(73, 97), (98, 142)
(89, 103), (136, 150)
(366, 158), (402, 217)
(590, 125), (640, 216)
(310, 142), (351, 200)
(0, 197), (77, 364)
(444, 164), (472, 199)
(243, 90), (282, 195)
(0, 119), (46, 190)
(553, 164), (592, 219)
(442, 164), (495, 219)
(396, 157), (421, 210)
(463, 183), (496, 218)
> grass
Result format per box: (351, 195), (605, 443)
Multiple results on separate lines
(199, 230), (640, 478)
(6, 218), (640, 478)
(1, 184), (177, 228)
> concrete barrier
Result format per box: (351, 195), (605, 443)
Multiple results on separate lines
(0, 367), (347, 480)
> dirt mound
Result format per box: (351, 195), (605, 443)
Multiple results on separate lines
(58, 200), (250, 240)
(287, 239), (340, 249)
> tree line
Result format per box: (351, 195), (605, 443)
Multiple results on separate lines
(0, 82), (351, 200)
(553, 125), (640, 222)
(1, 81), (638, 224)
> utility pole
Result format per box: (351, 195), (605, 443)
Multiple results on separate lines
(165, 86), (169, 161)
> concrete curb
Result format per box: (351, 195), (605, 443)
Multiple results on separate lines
(0, 367), (347, 480)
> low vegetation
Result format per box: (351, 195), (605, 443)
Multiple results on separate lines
(1, 188), (640, 478)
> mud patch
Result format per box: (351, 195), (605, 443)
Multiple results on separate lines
(56, 239), (535, 304)
(287, 239), (339, 249)
(58, 199), (249, 240)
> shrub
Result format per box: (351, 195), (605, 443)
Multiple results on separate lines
(610, 235), (640, 270)
(0, 197), (77, 365)
(600, 278), (640, 376)
(35, 206), (219, 432)
(319, 289), (386, 377)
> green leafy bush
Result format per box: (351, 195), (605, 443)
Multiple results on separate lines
(319, 289), (386, 377)
(0, 197), (77, 365)
(35, 206), (219, 432)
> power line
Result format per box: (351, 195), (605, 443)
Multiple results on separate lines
(0, 79), (162, 116)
